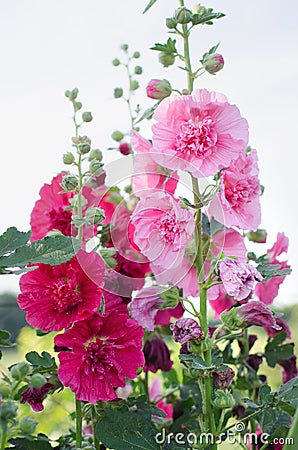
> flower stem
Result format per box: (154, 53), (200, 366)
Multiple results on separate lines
(92, 406), (100, 450)
(75, 397), (83, 448)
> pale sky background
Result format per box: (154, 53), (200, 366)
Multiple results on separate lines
(0, 0), (297, 306)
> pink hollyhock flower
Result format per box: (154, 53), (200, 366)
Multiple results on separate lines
(55, 312), (144, 403)
(146, 79), (172, 100)
(238, 301), (281, 331)
(155, 302), (184, 326)
(151, 88), (248, 178)
(130, 191), (195, 268)
(211, 228), (247, 262)
(20, 383), (53, 412)
(131, 131), (179, 197)
(218, 258), (263, 301)
(149, 378), (173, 421)
(129, 286), (184, 332)
(18, 250), (105, 332)
(255, 232), (290, 305)
(208, 284), (236, 318)
(209, 149), (261, 231)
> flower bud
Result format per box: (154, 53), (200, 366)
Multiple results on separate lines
(112, 130), (124, 142)
(89, 149), (103, 161)
(221, 308), (244, 331)
(74, 101), (82, 111)
(31, 373), (47, 388)
(0, 383), (10, 398)
(20, 416), (38, 434)
(85, 207), (105, 225)
(212, 390), (235, 409)
(166, 17), (177, 29)
(212, 367), (235, 390)
(82, 111), (93, 122)
(78, 143), (91, 154)
(89, 160), (103, 174)
(171, 318), (204, 344)
(246, 229), (267, 244)
(0, 400), (18, 419)
(114, 87), (123, 98)
(146, 79), (172, 100)
(112, 58), (121, 66)
(121, 44), (129, 51)
(203, 53), (224, 74)
(133, 51), (141, 59)
(174, 6), (192, 24)
(65, 88), (78, 100)
(61, 175), (78, 191)
(193, 4), (207, 15)
(158, 52), (175, 68)
(134, 66), (143, 75)
(10, 362), (31, 381)
(63, 152), (75, 165)
(130, 80), (139, 91)
(118, 142), (132, 156)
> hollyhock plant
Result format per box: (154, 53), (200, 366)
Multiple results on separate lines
(55, 312), (144, 402)
(151, 88), (249, 178)
(218, 257), (263, 301)
(209, 149), (261, 231)
(130, 191), (195, 268)
(18, 249), (105, 332)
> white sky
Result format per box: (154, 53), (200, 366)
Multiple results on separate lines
(0, 0), (297, 305)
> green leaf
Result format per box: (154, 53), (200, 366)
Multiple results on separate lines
(0, 329), (13, 347)
(0, 227), (31, 256)
(26, 351), (56, 369)
(143, 0), (158, 14)
(256, 262), (292, 281)
(259, 409), (291, 436)
(264, 332), (294, 368)
(150, 38), (177, 54)
(7, 434), (53, 450)
(259, 384), (271, 405)
(275, 376), (298, 410)
(96, 407), (160, 450)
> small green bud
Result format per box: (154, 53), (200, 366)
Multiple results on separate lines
(114, 87), (123, 98)
(20, 416), (38, 434)
(221, 308), (244, 331)
(166, 17), (177, 29)
(70, 88), (79, 100)
(79, 143), (91, 154)
(89, 159), (103, 174)
(61, 175), (78, 191)
(31, 373), (47, 388)
(212, 390), (236, 409)
(134, 66), (143, 75)
(74, 101), (82, 111)
(85, 207), (105, 226)
(190, 337), (211, 353)
(246, 229), (267, 244)
(64, 90), (71, 98)
(111, 130), (124, 142)
(175, 6), (192, 24)
(158, 52), (175, 68)
(0, 383), (11, 398)
(112, 58), (121, 66)
(89, 149), (103, 161)
(130, 79), (139, 91)
(133, 51), (141, 59)
(82, 111), (93, 122)
(0, 401), (18, 420)
(193, 4), (207, 15)
(10, 362), (31, 381)
(63, 152), (75, 165)
(121, 43), (129, 51)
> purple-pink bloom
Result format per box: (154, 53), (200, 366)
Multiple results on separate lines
(265, 317), (291, 339)
(212, 367), (235, 390)
(130, 191), (195, 268)
(151, 88), (248, 178)
(170, 318), (203, 344)
(209, 149), (261, 231)
(278, 354), (298, 383)
(237, 301), (281, 331)
(218, 258), (263, 301)
(208, 284), (236, 319)
(143, 336), (173, 373)
(20, 383), (53, 412)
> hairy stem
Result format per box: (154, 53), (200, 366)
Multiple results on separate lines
(75, 398), (82, 448)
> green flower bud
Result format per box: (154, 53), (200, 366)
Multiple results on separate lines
(203, 53), (224, 74)
(134, 65), (143, 75)
(175, 6), (192, 24)
(61, 175), (78, 191)
(74, 101), (82, 111)
(31, 373), (47, 388)
(70, 88), (79, 100)
(121, 43), (129, 51)
(114, 87), (123, 98)
(63, 152), (75, 165)
(221, 308), (244, 331)
(130, 79), (139, 91)
(166, 17), (177, 29)
(0, 401), (18, 420)
(133, 51), (141, 59)
(20, 416), (38, 434)
(246, 229), (267, 244)
(193, 4), (207, 15)
(158, 52), (175, 68)
(146, 79), (172, 100)
(82, 111), (93, 122)
(111, 130), (124, 142)
(64, 90), (71, 98)
(78, 143), (91, 154)
(112, 58), (121, 66)
(85, 207), (105, 226)
(10, 362), (31, 381)
(0, 383), (11, 398)
(212, 390), (236, 409)
(190, 337), (211, 353)
(89, 159), (103, 174)
(89, 149), (103, 161)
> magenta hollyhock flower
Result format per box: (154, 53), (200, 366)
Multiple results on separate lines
(143, 336), (173, 373)
(20, 383), (53, 412)
(18, 250), (105, 332)
(151, 88), (248, 178)
(238, 300), (281, 331)
(209, 149), (261, 231)
(255, 232), (291, 305)
(131, 131), (179, 197)
(155, 302), (184, 326)
(218, 258), (263, 301)
(119, 142), (132, 155)
(171, 318), (203, 344)
(55, 312), (144, 403)
(130, 191), (195, 268)
(208, 284), (236, 318)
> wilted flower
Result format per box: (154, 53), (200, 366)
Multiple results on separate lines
(278, 354), (298, 383)
(170, 318), (203, 344)
(212, 367), (235, 390)
(20, 383), (53, 412)
(143, 336), (173, 373)
(238, 301), (281, 332)
(246, 354), (263, 372)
